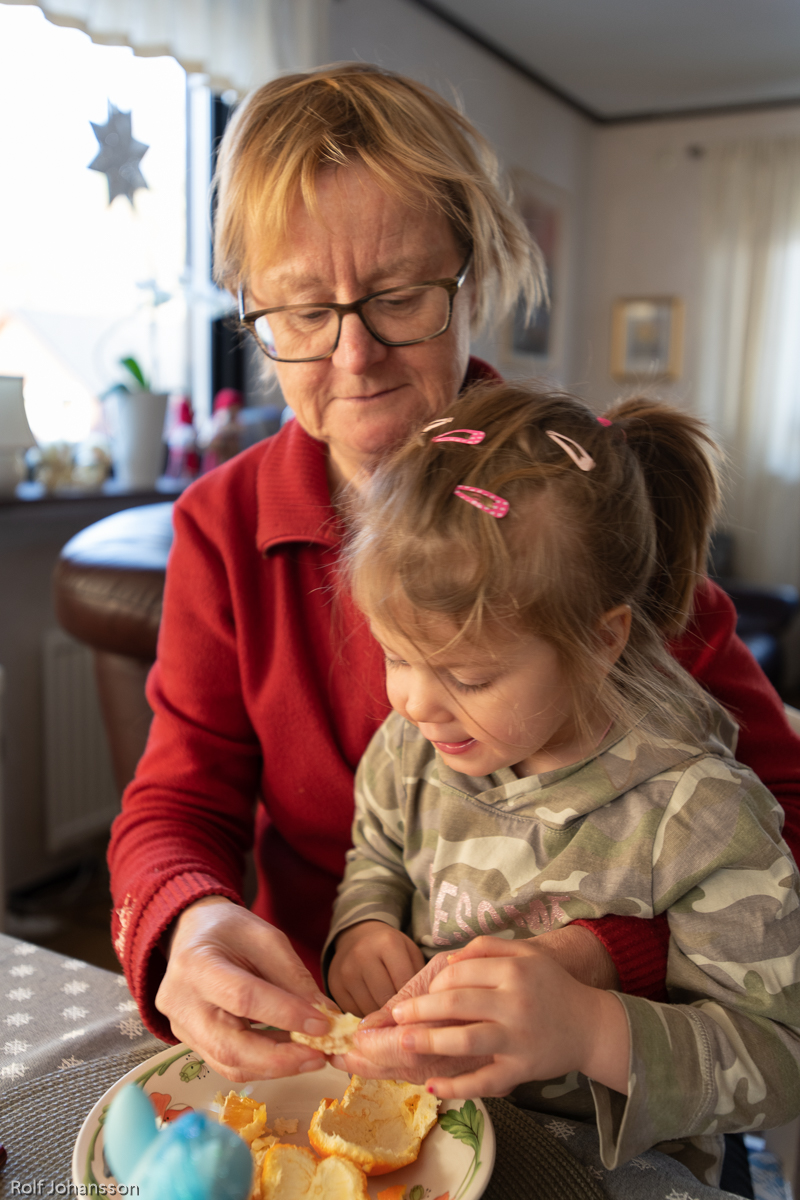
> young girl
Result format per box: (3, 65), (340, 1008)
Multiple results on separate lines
(325, 382), (800, 1189)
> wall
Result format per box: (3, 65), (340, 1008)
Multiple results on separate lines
(577, 105), (800, 413)
(328, 0), (593, 384)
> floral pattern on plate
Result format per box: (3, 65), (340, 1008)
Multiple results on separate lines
(73, 1044), (495, 1199)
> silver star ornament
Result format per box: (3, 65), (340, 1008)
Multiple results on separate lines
(89, 102), (149, 206)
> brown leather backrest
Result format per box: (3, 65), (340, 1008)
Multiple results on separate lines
(53, 502), (174, 662)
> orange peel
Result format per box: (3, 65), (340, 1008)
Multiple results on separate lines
(260, 1143), (370, 1198)
(308, 1076), (439, 1176)
(290, 1005), (361, 1055)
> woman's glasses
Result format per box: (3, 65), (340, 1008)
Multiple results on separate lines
(238, 254), (472, 363)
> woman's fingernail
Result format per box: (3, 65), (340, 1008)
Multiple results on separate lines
(299, 1057), (326, 1072)
(427, 1085), (436, 1095)
(303, 1018), (331, 1035)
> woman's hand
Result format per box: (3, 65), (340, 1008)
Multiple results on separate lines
(385, 937), (630, 1099)
(328, 921), (425, 1017)
(155, 897), (333, 1082)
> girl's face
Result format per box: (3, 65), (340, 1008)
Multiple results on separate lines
(372, 620), (609, 778)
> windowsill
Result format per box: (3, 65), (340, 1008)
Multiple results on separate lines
(0, 477), (190, 507)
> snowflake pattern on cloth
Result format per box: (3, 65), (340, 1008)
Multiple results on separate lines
(544, 1118), (577, 1141)
(118, 1015), (145, 1040)
(63, 979), (90, 996)
(59, 1054), (85, 1069)
(4, 1039), (31, 1055)
(0, 933), (157, 1090)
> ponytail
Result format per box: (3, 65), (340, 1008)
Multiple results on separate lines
(602, 397), (722, 637)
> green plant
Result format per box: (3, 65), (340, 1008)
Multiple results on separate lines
(119, 355), (150, 390)
(103, 355), (151, 398)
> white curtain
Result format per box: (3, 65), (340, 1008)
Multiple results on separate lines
(6, 0), (329, 92)
(699, 139), (800, 590)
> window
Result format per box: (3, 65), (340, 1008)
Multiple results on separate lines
(0, 4), (186, 443)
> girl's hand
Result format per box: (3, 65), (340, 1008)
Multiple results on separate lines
(328, 921), (426, 1017)
(335, 953), (492, 1083)
(155, 897), (331, 1083)
(388, 937), (630, 1099)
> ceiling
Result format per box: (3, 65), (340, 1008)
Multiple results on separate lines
(412, 0), (800, 122)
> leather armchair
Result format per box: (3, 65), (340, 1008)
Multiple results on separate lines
(52, 504), (173, 793)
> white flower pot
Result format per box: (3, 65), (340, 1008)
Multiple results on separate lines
(107, 392), (169, 489)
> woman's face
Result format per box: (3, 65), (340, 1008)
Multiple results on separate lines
(247, 164), (475, 488)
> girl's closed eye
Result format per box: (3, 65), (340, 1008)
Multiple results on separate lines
(448, 673), (492, 694)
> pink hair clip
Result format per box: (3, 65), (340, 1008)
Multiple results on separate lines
(432, 428), (486, 445)
(421, 417), (453, 433)
(597, 417), (612, 427)
(453, 484), (509, 519)
(545, 431), (595, 472)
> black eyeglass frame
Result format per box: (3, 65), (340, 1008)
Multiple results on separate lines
(237, 252), (472, 363)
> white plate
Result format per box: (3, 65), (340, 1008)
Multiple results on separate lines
(72, 1043), (495, 1199)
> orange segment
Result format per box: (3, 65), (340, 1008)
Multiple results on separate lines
(218, 1090), (268, 1145)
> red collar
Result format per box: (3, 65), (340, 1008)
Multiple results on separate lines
(255, 356), (502, 554)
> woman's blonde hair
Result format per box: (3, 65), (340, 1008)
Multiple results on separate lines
(213, 62), (544, 330)
(345, 382), (723, 741)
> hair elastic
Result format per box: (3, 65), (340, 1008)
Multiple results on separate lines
(453, 484), (509, 519)
(432, 428), (486, 445)
(421, 417), (453, 433)
(545, 431), (596, 472)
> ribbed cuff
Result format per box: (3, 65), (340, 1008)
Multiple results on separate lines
(572, 913), (670, 1001)
(125, 871), (243, 1042)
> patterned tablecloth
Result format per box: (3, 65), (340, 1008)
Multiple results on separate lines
(0, 933), (166, 1193)
(0, 933), (159, 1086)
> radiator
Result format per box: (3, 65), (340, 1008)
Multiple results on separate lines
(42, 629), (119, 852)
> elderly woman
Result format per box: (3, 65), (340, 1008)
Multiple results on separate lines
(108, 64), (800, 1095)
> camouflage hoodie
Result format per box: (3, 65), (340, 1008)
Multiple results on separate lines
(327, 704), (800, 1186)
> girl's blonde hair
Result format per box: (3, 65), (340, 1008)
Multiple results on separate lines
(213, 62), (544, 329)
(346, 382), (723, 740)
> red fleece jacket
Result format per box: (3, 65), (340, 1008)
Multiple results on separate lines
(108, 359), (800, 1040)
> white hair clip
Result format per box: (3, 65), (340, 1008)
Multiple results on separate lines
(546, 431), (595, 472)
(422, 417), (453, 433)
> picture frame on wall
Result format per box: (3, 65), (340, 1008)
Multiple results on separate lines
(503, 169), (569, 374)
(610, 297), (684, 381)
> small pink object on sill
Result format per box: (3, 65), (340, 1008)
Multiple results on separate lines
(201, 389), (244, 474)
(165, 397), (200, 481)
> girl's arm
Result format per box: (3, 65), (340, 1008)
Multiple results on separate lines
(570, 576), (800, 1002)
(324, 714), (421, 1012)
(391, 761), (800, 1174)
